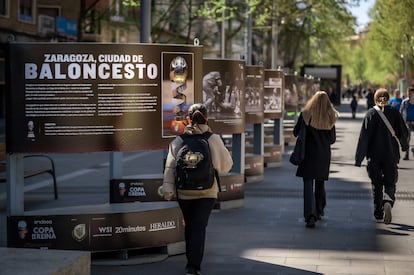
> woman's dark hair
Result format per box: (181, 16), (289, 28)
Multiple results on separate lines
(188, 103), (208, 124)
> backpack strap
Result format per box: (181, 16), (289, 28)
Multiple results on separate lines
(201, 131), (213, 139)
(202, 131), (221, 192)
(373, 106), (401, 147)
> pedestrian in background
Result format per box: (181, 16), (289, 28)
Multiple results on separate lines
(350, 94), (358, 119)
(355, 88), (409, 224)
(389, 88), (403, 111)
(366, 88), (375, 110)
(293, 91), (338, 228)
(327, 86), (337, 105)
(400, 87), (414, 160)
(163, 103), (233, 275)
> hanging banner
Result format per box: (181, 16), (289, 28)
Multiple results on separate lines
(6, 43), (203, 153)
(109, 177), (164, 203)
(245, 65), (264, 124)
(202, 59), (245, 134)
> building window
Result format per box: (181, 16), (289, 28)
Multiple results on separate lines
(84, 9), (100, 34)
(38, 6), (60, 18)
(19, 0), (34, 23)
(0, 0), (9, 17)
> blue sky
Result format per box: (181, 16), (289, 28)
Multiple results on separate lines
(348, 0), (375, 30)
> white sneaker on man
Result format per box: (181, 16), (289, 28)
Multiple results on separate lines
(383, 202), (392, 225)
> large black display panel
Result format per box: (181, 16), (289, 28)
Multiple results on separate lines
(6, 43), (203, 153)
(202, 59), (245, 134)
(245, 65), (264, 124)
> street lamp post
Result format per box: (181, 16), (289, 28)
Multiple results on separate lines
(246, 6), (252, 65)
(271, 18), (278, 69)
(140, 0), (151, 43)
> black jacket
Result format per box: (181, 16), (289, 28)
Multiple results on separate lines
(355, 105), (409, 166)
(294, 113), (336, 180)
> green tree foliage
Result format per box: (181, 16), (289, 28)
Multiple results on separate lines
(352, 48), (367, 83)
(245, 0), (356, 69)
(78, 0), (102, 41)
(130, 0), (357, 68)
(81, 0), (358, 75)
(363, 0), (414, 86)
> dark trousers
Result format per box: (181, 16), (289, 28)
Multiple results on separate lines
(178, 198), (216, 270)
(303, 178), (326, 221)
(367, 159), (398, 214)
(405, 121), (414, 157)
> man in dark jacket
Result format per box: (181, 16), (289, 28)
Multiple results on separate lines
(355, 88), (409, 224)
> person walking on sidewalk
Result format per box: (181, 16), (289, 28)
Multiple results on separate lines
(389, 88), (403, 111)
(350, 94), (358, 119)
(355, 88), (409, 224)
(400, 87), (414, 160)
(163, 103), (233, 275)
(366, 88), (375, 110)
(293, 91), (338, 228)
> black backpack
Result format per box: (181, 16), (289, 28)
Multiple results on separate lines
(175, 132), (218, 190)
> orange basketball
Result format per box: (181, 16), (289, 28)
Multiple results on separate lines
(170, 119), (186, 135)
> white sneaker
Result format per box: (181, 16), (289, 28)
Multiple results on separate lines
(383, 202), (392, 224)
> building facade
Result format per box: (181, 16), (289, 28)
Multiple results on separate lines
(0, 0), (143, 118)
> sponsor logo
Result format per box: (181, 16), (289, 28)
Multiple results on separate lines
(32, 226), (56, 240)
(114, 225), (146, 234)
(149, 220), (176, 232)
(72, 224), (87, 242)
(253, 162), (262, 168)
(17, 220), (28, 239)
(128, 186), (146, 197)
(92, 226), (114, 237)
(118, 182), (126, 196)
(230, 182), (243, 191)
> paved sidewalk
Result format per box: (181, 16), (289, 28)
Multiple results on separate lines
(92, 100), (414, 275)
(1, 100), (413, 275)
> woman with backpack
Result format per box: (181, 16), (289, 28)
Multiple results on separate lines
(163, 103), (233, 275)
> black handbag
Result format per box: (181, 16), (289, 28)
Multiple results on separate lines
(289, 120), (306, 165)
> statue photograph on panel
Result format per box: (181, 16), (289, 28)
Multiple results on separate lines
(202, 59), (245, 134)
(203, 61), (243, 118)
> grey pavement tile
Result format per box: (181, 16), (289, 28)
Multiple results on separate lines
(317, 265), (385, 275)
(4, 101), (414, 275)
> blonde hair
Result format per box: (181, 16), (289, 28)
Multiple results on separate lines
(302, 91), (338, 130)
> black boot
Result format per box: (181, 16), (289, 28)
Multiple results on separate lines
(306, 216), (316, 228)
(403, 151), (409, 160)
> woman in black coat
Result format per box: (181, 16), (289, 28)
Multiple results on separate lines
(293, 91), (338, 228)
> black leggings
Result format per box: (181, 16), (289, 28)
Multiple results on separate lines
(303, 178), (326, 221)
(178, 198), (216, 270)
